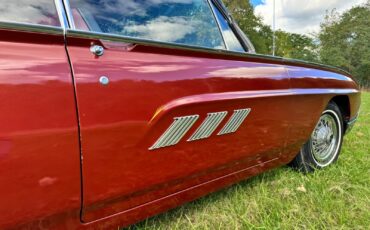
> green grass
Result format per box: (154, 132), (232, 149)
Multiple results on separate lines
(130, 93), (370, 230)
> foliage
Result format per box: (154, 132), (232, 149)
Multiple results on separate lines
(223, 0), (273, 54)
(225, 0), (369, 87)
(319, 1), (370, 88)
(274, 30), (319, 62)
(223, 0), (319, 63)
(130, 92), (370, 229)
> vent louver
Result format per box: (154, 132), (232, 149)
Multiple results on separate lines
(149, 115), (199, 150)
(218, 108), (251, 135)
(188, 111), (228, 141)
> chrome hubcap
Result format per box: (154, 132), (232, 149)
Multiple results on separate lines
(311, 111), (340, 167)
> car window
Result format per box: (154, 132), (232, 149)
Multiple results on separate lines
(0, 0), (60, 26)
(69, 0), (226, 49)
(211, 3), (245, 52)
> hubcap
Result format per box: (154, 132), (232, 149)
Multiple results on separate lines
(310, 111), (341, 167)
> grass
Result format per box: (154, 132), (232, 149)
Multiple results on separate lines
(130, 92), (370, 230)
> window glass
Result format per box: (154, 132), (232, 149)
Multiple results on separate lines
(0, 0), (60, 26)
(69, 0), (225, 49)
(211, 4), (244, 52)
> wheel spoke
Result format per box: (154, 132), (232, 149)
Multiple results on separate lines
(310, 111), (340, 167)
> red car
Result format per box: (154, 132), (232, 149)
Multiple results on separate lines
(0, 0), (360, 229)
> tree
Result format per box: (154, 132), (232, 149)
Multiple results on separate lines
(275, 30), (319, 62)
(319, 1), (370, 87)
(224, 0), (369, 87)
(223, 0), (273, 54)
(224, 0), (318, 62)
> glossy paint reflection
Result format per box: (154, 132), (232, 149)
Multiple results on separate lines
(0, 29), (80, 229)
(65, 35), (360, 226)
(287, 66), (357, 89)
(0, 26), (361, 229)
(66, 37), (292, 222)
(0, 0), (60, 26)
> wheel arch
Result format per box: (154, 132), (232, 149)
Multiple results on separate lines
(329, 95), (350, 132)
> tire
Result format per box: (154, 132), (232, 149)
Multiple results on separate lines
(290, 101), (344, 172)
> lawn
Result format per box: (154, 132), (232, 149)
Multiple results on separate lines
(130, 92), (370, 229)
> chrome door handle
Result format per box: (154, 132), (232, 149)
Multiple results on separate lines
(90, 45), (104, 56)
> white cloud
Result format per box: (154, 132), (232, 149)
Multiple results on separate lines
(124, 16), (198, 42)
(208, 66), (286, 78)
(0, 0), (59, 26)
(254, 0), (367, 35)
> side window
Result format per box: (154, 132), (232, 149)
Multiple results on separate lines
(69, 0), (226, 49)
(211, 4), (245, 52)
(0, 0), (60, 26)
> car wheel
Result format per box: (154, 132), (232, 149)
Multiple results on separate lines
(290, 101), (344, 172)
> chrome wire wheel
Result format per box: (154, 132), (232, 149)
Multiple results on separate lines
(290, 102), (344, 172)
(310, 110), (342, 167)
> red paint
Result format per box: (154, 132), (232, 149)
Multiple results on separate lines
(0, 28), (360, 229)
(0, 29), (81, 229)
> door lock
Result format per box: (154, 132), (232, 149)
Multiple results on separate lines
(99, 76), (109, 85)
(90, 45), (104, 56)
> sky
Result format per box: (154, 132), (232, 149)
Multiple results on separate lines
(251, 0), (367, 35)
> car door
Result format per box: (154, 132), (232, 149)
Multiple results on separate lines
(0, 1), (81, 229)
(64, 0), (292, 222)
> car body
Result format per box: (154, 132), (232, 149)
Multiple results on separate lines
(0, 0), (360, 229)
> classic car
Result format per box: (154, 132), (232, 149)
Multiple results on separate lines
(0, 0), (360, 229)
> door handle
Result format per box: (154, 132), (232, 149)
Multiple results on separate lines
(90, 45), (104, 56)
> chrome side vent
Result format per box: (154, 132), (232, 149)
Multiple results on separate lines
(218, 108), (251, 135)
(188, 111), (228, 141)
(149, 115), (199, 150)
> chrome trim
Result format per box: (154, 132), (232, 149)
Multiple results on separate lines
(218, 108), (251, 135)
(90, 45), (104, 56)
(239, 28), (256, 54)
(149, 115), (199, 150)
(54, 1), (349, 75)
(207, 0), (229, 50)
(55, 0), (69, 29)
(0, 21), (63, 35)
(232, 21), (256, 54)
(188, 111), (227, 141)
(210, 0), (254, 53)
(62, 0), (75, 29)
(67, 29), (229, 52)
(345, 114), (358, 134)
(311, 110), (342, 167)
(347, 117), (358, 126)
(99, 76), (109, 85)
(65, 28), (351, 76)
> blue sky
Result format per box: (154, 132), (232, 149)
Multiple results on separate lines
(250, 0), (263, 7)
